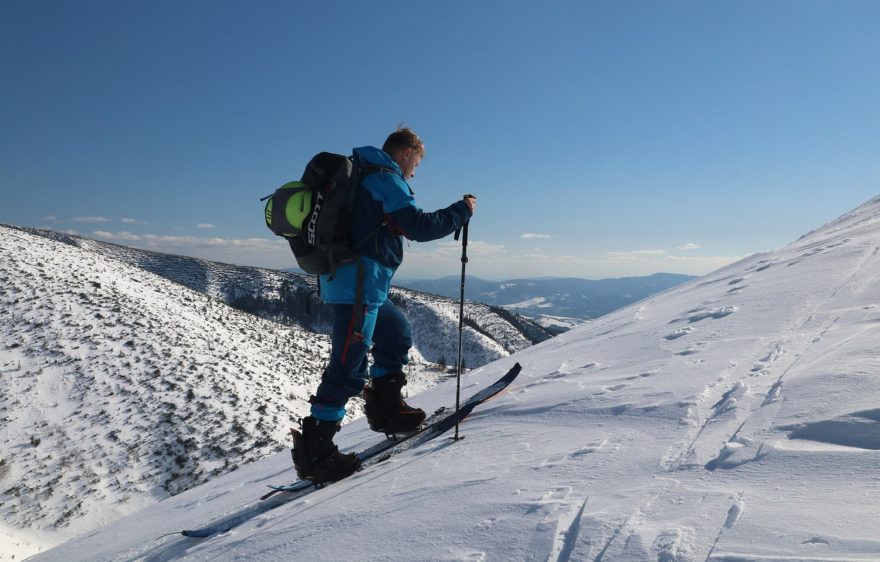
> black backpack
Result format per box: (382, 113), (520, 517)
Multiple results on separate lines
(262, 152), (391, 276)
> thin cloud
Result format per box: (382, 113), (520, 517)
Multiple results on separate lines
(606, 250), (667, 256)
(93, 231), (140, 241)
(666, 254), (742, 265)
(72, 216), (112, 223)
(90, 230), (294, 269)
(197, 223), (216, 229)
(521, 233), (552, 240)
(678, 243), (701, 251)
(406, 240), (507, 261)
(92, 231), (272, 249)
(604, 248), (740, 269)
(121, 217), (151, 225)
(521, 252), (578, 261)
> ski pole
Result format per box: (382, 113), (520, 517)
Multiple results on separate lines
(452, 202), (472, 441)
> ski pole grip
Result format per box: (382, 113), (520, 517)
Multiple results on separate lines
(463, 194), (476, 215)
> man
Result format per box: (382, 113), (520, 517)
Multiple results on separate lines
(294, 127), (476, 484)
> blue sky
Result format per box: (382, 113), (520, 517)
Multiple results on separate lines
(2, 1), (879, 281)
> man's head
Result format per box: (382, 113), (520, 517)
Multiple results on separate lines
(383, 127), (424, 180)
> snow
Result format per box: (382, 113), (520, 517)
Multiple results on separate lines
(17, 194), (880, 560)
(507, 296), (551, 309)
(0, 225), (539, 560)
(533, 314), (585, 334)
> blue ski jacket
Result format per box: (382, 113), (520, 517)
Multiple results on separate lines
(319, 146), (471, 309)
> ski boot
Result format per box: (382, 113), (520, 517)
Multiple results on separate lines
(292, 416), (361, 485)
(364, 373), (427, 436)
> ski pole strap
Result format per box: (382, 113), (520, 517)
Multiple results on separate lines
(455, 194), (475, 242)
(454, 220), (469, 245)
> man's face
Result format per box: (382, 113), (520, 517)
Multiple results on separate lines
(396, 148), (422, 180)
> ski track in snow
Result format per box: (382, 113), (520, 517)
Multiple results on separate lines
(707, 242), (880, 470)
(705, 493), (746, 561)
(659, 239), (880, 475)
(550, 495), (589, 562)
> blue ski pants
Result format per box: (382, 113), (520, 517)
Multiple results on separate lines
(311, 298), (412, 421)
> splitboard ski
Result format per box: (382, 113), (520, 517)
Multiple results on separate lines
(178, 362), (521, 539)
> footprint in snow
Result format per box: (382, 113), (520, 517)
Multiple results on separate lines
(569, 440), (607, 457)
(668, 306), (738, 325)
(652, 526), (696, 562)
(687, 307), (737, 323)
(540, 486), (573, 503)
(802, 537), (831, 546)
(447, 548), (487, 561)
(708, 440), (747, 468)
(538, 440), (606, 468)
(723, 498), (745, 529)
(624, 371), (660, 381)
(712, 380), (749, 414)
(674, 340), (709, 357)
(751, 344), (784, 374)
(664, 326), (694, 340)
(536, 362), (600, 383)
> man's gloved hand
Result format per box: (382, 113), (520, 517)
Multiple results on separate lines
(463, 194), (477, 215)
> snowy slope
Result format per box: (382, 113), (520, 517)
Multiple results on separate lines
(14, 225), (551, 362)
(0, 227), (331, 557)
(0, 226), (541, 560)
(390, 288), (535, 369)
(27, 195), (880, 561)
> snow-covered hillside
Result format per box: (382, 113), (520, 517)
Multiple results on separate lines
(15, 226), (551, 364)
(29, 195), (880, 561)
(0, 227), (330, 557)
(0, 225), (542, 560)
(391, 288), (539, 369)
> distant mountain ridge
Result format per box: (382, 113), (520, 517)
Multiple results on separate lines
(398, 272), (696, 322)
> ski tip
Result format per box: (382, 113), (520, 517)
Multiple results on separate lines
(502, 362), (522, 379)
(181, 529), (214, 538)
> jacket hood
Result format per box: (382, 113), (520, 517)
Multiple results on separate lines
(353, 146), (403, 176)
